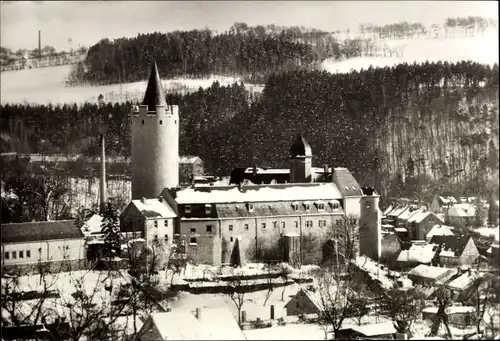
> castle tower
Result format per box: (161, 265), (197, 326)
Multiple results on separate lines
(359, 187), (382, 260)
(131, 61), (179, 199)
(289, 134), (312, 183)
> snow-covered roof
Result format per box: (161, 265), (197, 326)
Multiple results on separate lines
(388, 205), (408, 217)
(446, 271), (482, 290)
(149, 307), (245, 340)
(426, 224), (455, 240)
(439, 196), (458, 205)
(244, 167), (289, 174)
(408, 211), (443, 224)
(408, 264), (454, 280)
(397, 243), (439, 263)
(423, 306), (475, 315)
(383, 205), (393, 216)
(448, 203), (476, 217)
(131, 198), (177, 218)
(343, 322), (397, 336)
(395, 227), (408, 233)
(83, 214), (103, 234)
(398, 206), (421, 221)
(173, 183), (343, 204)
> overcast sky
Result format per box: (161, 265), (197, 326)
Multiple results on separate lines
(1, 1), (498, 51)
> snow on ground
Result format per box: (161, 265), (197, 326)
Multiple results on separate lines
(355, 256), (394, 289)
(1, 64), (262, 105)
(473, 226), (500, 240)
(321, 34), (498, 74)
(243, 323), (326, 340)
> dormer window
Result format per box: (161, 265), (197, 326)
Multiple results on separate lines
(247, 203), (254, 212)
(317, 202), (325, 211)
(185, 205), (191, 214)
(305, 203), (310, 211)
(292, 202), (299, 211)
(205, 204), (211, 215)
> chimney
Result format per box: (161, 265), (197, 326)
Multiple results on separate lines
(99, 120), (108, 215)
(253, 164), (257, 175)
(158, 196), (164, 203)
(195, 308), (201, 320)
(166, 307), (172, 312)
(38, 30), (41, 59)
(323, 164), (329, 174)
(141, 197), (146, 204)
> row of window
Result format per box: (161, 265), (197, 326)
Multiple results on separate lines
(5, 250), (32, 260)
(188, 220), (336, 235)
(140, 119), (177, 125)
(183, 201), (341, 215)
(153, 220), (169, 228)
(153, 234), (169, 242)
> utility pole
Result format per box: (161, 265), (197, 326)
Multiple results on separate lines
(38, 30), (42, 59)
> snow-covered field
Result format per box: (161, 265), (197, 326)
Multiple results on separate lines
(0, 64), (260, 105)
(321, 33), (499, 74)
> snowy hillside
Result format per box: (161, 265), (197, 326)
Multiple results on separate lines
(0, 65), (261, 105)
(321, 33), (498, 74)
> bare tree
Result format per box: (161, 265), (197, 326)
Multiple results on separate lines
(227, 278), (253, 326)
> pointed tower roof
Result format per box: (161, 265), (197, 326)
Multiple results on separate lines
(290, 134), (312, 158)
(142, 60), (167, 109)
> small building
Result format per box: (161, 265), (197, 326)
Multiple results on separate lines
(1, 220), (86, 273)
(430, 235), (480, 267)
(446, 204), (476, 232)
(179, 156), (204, 186)
(284, 288), (322, 316)
(425, 224), (456, 242)
(407, 264), (456, 286)
(422, 306), (475, 328)
(396, 242), (440, 269)
(337, 322), (397, 340)
(135, 307), (245, 340)
(430, 196), (458, 214)
(407, 212), (444, 240)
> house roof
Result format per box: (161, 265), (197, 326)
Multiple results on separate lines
(423, 306), (475, 315)
(341, 322), (397, 336)
(142, 60), (167, 109)
(285, 288), (323, 311)
(130, 198), (177, 219)
(398, 206), (421, 221)
(171, 183), (343, 204)
(216, 200), (343, 218)
(438, 196), (458, 205)
(426, 224), (455, 240)
(290, 134), (312, 158)
(429, 235), (472, 257)
(446, 271), (483, 291)
(396, 243), (439, 263)
(388, 205), (408, 218)
(408, 264), (455, 280)
(383, 205), (394, 216)
(447, 204), (476, 217)
(1, 220), (83, 243)
(332, 168), (363, 197)
(408, 211), (443, 224)
(147, 307), (245, 340)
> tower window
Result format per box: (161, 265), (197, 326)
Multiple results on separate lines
(160, 120), (163, 125)
(365, 202), (371, 209)
(230, 237), (234, 242)
(141, 120), (144, 125)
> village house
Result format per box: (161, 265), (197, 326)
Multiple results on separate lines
(446, 203), (476, 232)
(397, 205), (424, 230)
(284, 288), (322, 317)
(395, 241), (440, 269)
(430, 235), (480, 267)
(135, 307), (245, 340)
(1, 220), (86, 273)
(430, 195), (458, 214)
(445, 269), (497, 302)
(386, 205), (409, 226)
(407, 211), (445, 240)
(425, 224), (457, 242)
(407, 264), (456, 286)
(422, 306), (475, 328)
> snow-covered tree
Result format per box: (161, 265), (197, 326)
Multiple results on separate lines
(101, 201), (121, 261)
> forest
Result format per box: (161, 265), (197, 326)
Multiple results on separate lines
(2, 60), (499, 203)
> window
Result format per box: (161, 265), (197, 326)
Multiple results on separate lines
(261, 223), (266, 229)
(319, 220), (327, 228)
(19, 251), (24, 258)
(164, 220), (168, 227)
(165, 234), (169, 242)
(365, 202), (371, 209)
(318, 203), (325, 210)
(244, 224), (249, 231)
(273, 221), (278, 228)
(205, 204), (211, 215)
(333, 203), (339, 209)
(190, 237), (197, 244)
(4, 252), (9, 259)
(160, 120), (163, 125)
(141, 120), (144, 125)
(38, 248), (42, 253)
(26, 250), (31, 258)
(336, 220), (342, 227)
(305, 203), (310, 211)
(185, 205), (191, 214)
(229, 225), (234, 231)
(281, 222), (286, 229)
(190, 227), (196, 233)
(230, 237), (234, 242)
(306, 221), (313, 228)
(206, 225), (213, 233)
(247, 203), (254, 212)
(154, 220), (158, 228)
(12, 251), (17, 259)
(294, 221), (299, 228)
(154, 235), (159, 242)
(292, 203), (299, 211)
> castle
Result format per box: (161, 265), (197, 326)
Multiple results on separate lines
(120, 62), (382, 266)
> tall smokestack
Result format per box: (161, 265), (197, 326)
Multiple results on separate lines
(99, 119), (108, 214)
(38, 30), (41, 59)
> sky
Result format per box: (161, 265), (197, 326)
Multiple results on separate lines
(1, 1), (498, 51)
